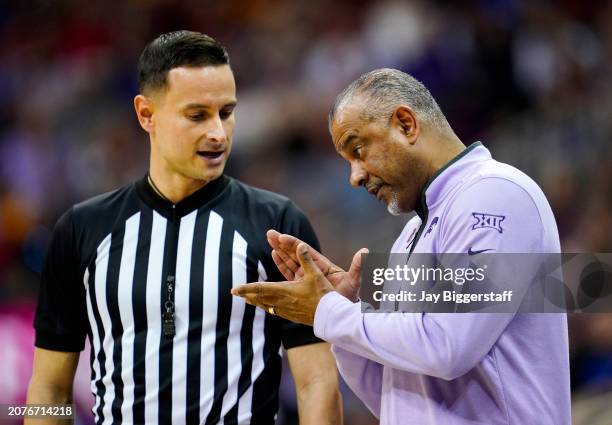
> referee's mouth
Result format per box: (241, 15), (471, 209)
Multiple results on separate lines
(197, 150), (226, 165)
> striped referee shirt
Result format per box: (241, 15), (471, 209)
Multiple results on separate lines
(34, 174), (322, 425)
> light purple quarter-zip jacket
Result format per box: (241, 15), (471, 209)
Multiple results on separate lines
(313, 143), (571, 425)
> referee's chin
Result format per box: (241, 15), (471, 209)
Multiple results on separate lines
(188, 164), (227, 185)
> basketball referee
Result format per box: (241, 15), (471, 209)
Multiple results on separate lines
(26, 31), (341, 425)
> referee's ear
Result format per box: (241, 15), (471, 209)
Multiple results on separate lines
(134, 94), (155, 134)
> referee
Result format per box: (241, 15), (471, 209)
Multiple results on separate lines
(26, 31), (341, 425)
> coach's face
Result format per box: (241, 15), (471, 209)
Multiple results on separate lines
(139, 65), (237, 184)
(331, 99), (428, 215)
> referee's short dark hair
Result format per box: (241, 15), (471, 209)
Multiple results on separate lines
(138, 30), (230, 94)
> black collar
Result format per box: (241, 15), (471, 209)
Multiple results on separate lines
(136, 174), (231, 219)
(414, 141), (483, 220)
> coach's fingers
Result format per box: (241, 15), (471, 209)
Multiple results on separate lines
(262, 305), (310, 325)
(281, 238), (332, 269)
(231, 282), (293, 304)
(277, 232), (302, 248)
(268, 231), (303, 268)
(266, 229), (282, 251)
(273, 248), (300, 274)
(348, 248), (369, 281)
(296, 243), (323, 277)
(271, 233), (299, 254)
(277, 234), (308, 259)
(275, 234), (335, 275)
(271, 250), (296, 280)
(231, 282), (283, 297)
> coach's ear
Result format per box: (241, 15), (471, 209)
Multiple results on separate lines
(392, 105), (419, 145)
(134, 94), (155, 134)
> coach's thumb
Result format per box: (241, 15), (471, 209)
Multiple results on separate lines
(349, 248), (369, 281)
(297, 243), (319, 276)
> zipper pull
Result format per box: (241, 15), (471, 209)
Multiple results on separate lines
(163, 275), (176, 338)
(163, 309), (175, 338)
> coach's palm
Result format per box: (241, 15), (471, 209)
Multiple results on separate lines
(266, 230), (367, 302)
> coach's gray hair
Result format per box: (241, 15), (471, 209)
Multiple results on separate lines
(329, 68), (449, 131)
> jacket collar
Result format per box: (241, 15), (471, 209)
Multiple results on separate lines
(414, 141), (489, 220)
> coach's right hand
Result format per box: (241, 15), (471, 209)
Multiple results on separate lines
(266, 230), (368, 302)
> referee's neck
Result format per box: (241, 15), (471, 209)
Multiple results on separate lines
(147, 170), (212, 204)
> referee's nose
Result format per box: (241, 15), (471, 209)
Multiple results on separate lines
(349, 162), (367, 188)
(204, 115), (227, 144)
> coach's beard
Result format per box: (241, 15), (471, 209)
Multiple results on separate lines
(386, 189), (402, 216)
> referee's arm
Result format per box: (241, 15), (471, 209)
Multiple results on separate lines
(287, 343), (342, 425)
(25, 348), (79, 425)
(27, 208), (87, 424)
(277, 201), (342, 424)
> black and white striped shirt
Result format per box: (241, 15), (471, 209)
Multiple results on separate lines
(34, 175), (322, 425)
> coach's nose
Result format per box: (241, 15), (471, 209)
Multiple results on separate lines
(349, 162), (368, 188)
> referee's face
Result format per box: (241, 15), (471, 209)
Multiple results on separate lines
(144, 65), (237, 186)
(331, 101), (428, 215)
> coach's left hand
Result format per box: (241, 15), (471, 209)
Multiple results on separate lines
(231, 243), (334, 326)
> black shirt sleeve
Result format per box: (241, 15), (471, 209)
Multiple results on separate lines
(275, 201), (325, 350)
(34, 208), (88, 351)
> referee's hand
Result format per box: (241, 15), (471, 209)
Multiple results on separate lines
(266, 230), (367, 302)
(232, 243), (334, 325)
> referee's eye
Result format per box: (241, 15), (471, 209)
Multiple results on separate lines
(220, 106), (235, 120)
(187, 113), (205, 121)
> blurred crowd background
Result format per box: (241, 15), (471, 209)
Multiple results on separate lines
(0, 0), (611, 424)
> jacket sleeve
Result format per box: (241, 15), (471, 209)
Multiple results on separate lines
(331, 343), (383, 418)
